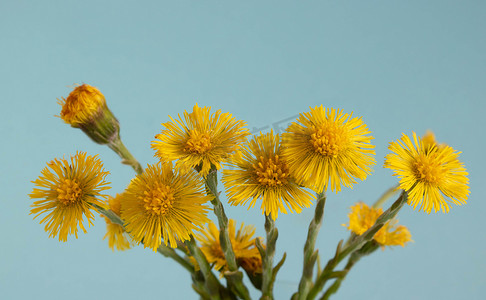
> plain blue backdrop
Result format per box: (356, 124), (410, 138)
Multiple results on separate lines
(1, 1), (485, 299)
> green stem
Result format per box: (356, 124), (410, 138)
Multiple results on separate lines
(205, 168), (251, 300)
(157, 246), (195, 274)
(293, 192), (326, 300)
(319, 254), (359, 300)
(108, 135), (144, 174)
(95, 204), (194, 273)
(320, 241), (379, 300)
(185, 236), (224, 300)
(372, 185), (399, 209)
(192, 280), (212, 300)
(260, 214), (278, 300)
(307, 191), (408, 300)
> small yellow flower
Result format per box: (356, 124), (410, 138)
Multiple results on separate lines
(223, 131), (315, 220)
(58, 84), (120, 145)
(151, 104), (249, 177)
(195, 219), (261, 273)
(281, 106), (376, 193)
(384, 132), (469, 213)
(120, 162), (211, 250)
(29, 152), (110, 242)
(103, 194), (131, 251)
(344, 202), (411, 247)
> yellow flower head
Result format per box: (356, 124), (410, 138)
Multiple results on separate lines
(151, 104), (249, 177)
(281, 106), (376, 193)
(344, 202), (411, 248)
(223, 131), (315, 220)
(195, 219), (261, 273)
(29, 152), (110, 242)
(103, 194), (132, 251)
(384, 132), (469, 213)
(120, 162), (211, 250)
(58, 84), (106, 126)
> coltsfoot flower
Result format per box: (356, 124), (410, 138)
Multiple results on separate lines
(58, 84), (120, 145)
(281, 106), (376, 193)
(195, 219), (261, 273)
(151, 104), (249, 177)
(223, 131), (315, 220)
(384, 132), (469, 213)
(103, 194), (132, 251)
(344, 202), (411, 248)
(120, 162), (211, 250)
(29, 152), (110, 242)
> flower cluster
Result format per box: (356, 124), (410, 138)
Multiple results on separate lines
(28, 84), (470, 299)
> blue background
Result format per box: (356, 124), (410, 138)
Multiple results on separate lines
(1, 1), (485, 299)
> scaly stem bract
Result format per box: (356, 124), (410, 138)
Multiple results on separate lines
(293, 192), (326, 300)
(205, 168), (251, 300)
(260, 214), (278, 300)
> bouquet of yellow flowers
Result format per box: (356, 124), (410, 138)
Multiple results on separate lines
(29, 84), (469, 300)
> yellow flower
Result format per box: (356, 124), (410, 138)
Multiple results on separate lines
(223, 131), (315, 220)
(384, 132), (469, 213)
(29, 152), (110, 242)
(344, 202), (411, 247)
(58, 84), (120, 145)
(281, 106), (376, 193)
(120, 162), (211, 250)
(103, 194), (131, 251)
(195, 219), (261, 273)
(151, 104), (249, 177)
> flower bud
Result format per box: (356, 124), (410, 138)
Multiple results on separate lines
(58, 84), (120, 145)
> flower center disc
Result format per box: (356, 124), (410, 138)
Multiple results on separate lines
(57, 179), (83, 205)
(310, 123), (349, 157)
(141, 184), (175, 215)
(254, 155), (289, 187)
(185, 130), (212, 154)
(413, 154), (446, 185)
